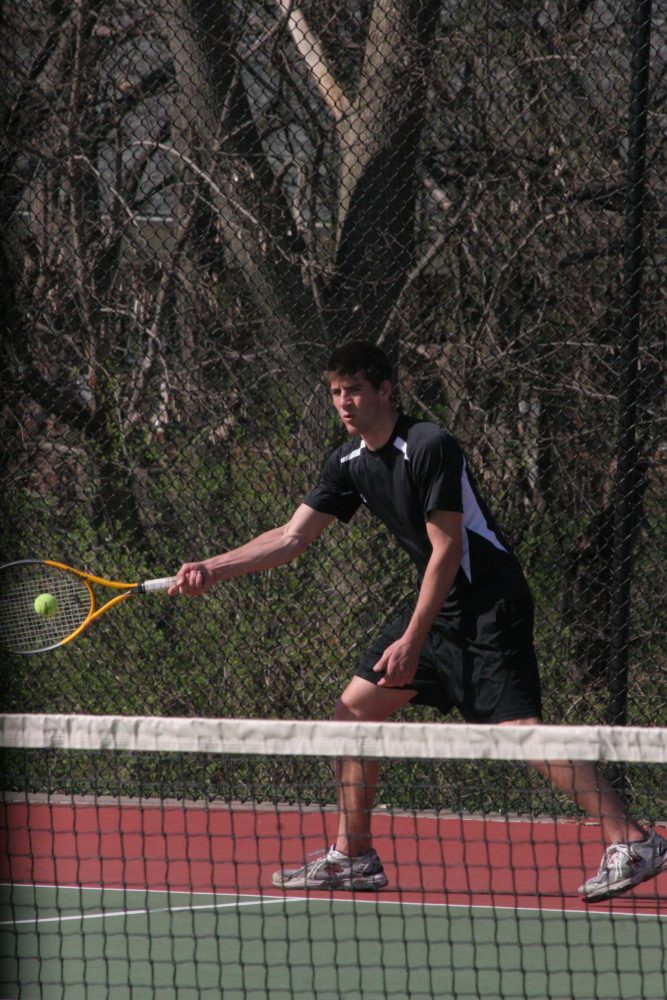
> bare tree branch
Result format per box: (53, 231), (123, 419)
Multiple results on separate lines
(273, 0), (351, 122)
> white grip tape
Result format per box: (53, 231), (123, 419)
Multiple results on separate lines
(142, 576), (177, 593)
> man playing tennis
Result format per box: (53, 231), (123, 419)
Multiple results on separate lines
(169, 341), (667, 903)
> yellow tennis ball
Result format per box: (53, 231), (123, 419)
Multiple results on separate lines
(34, 593), (58, 617)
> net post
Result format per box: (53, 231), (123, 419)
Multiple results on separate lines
(607, 0), (653, 788)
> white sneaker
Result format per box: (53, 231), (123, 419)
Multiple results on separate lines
(579, 830), (667, 902)
(272, 846), (388, 890)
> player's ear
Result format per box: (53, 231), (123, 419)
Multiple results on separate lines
(379, 379), (393, 399)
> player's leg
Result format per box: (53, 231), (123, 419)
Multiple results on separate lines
(333, 677), (416, 857)
(272, 609), (451, 890)
(465, 597), (667, 901)
(499, 716), (644, 844)
(271, 679), (414, 891)
(501, 717), (667, 900)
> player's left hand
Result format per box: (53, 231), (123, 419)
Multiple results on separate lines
(373, 637), (420, 688)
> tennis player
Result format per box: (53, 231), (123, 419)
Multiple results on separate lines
(169, 341), (667, 903)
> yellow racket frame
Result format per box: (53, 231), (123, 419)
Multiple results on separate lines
(43, 559), (147, 648)
(0, 559), (176, 653)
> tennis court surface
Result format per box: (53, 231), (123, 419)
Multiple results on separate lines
(1, 715), (666, 999)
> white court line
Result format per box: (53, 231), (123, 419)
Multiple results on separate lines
(1, 881), (665, 925)
(2, 882), (283, 901)
(274, 895), (667, 921)
(5, 896), (289, 928)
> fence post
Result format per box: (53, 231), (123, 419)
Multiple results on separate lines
(607, 0), (653, 750)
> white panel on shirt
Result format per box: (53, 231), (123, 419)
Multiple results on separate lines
(460, 459), (508, 580)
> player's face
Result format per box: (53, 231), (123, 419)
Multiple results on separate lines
(329, 372), (391, 437)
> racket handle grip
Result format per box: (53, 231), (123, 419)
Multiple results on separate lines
(141, 576), (177, 593)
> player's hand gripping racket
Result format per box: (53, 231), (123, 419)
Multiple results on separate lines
(0, 559), (176, 654)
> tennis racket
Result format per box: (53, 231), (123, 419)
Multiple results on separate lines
(0, 559), (176, 655)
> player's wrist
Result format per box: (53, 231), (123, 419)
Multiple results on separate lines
(400, 627), (428, 651)
(203, 557), (232, 585)
(201, 560), (220, 585)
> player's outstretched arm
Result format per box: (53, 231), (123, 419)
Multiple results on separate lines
(168, 505), (335, 596)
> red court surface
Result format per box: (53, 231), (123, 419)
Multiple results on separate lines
(1, 799), (665, 916)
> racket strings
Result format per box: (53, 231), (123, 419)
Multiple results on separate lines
(0, 564), (92, 653)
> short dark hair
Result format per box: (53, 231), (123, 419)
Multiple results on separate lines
(324, 341), (394, 389)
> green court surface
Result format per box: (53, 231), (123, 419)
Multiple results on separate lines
(2, 883), (666, 1000)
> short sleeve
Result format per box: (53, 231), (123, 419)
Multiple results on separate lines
(409, 430), (464, 517)
(302, 451), (362, 523)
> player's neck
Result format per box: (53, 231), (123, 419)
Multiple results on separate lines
(360, 410), (399, 452)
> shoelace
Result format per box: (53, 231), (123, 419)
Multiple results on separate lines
(297, 846), (344, 871)
(598, 842), (633, 876)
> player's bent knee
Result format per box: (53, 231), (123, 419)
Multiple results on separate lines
(334, 676), (414, 723)
(334, 690), (370, 723)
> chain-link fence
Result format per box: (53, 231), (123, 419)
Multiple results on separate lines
(2, 1), (665, 735)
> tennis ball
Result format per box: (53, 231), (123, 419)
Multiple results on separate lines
(34, 593), (58, 618)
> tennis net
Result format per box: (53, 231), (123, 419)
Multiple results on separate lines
(1, 714), (666, 1000)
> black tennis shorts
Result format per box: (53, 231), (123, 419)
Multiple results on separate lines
(355, 593), (542, 723)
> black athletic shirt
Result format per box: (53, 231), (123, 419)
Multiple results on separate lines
(303, 413), (530, 617)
